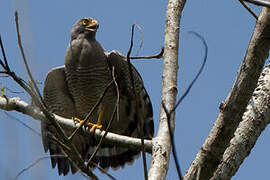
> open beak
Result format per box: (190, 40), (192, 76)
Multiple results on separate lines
(85, 19), (99, 32)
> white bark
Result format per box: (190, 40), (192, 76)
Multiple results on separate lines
(210, 63), (270, 179)
(0, 96), (152, 153)
(148, 0), (186, 179)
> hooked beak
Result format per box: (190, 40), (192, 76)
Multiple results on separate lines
(85, 19), (99, 32)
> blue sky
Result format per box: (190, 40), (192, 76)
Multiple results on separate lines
(0, 0), (268, 180)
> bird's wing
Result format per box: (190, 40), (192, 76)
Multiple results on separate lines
(106, 50), (154, 138)
(85, 50), (154, 170)
(43, 66), (76, 119)
(42, 66), (88, 175)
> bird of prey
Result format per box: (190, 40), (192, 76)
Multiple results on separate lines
(42, 17), (154, 175)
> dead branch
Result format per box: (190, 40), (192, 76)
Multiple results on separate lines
(126, 24), (148, 180)
(14, 11), (45, 106)
(148, 0), (186, 179)
(243, 0), (270, 7)
(161, 31), (208, 180)
(129, 47), (164, 60)
(210, 63), (270, 179)
(238, 0), (258, 20)
(184, 5), (270, 180)
(0, 96), (152, 153)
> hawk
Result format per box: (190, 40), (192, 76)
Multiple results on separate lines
(42, 17), (154, 175)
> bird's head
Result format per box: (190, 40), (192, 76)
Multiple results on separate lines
(71, 17), (99, 39)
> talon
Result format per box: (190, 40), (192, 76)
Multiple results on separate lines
(72, 106), (104, 133)
(89, 123), (102, 133)
(73, 117), (84, 126)
(72, 117), (102, 133)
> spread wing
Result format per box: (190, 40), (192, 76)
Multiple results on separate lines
(84, 50), (154, 170)
(106, 50), (154, 138)
(42, 66), (89, 175)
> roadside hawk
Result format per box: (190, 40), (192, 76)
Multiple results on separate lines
(42, 17), (154, 175)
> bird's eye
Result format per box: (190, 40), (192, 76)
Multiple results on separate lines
(81, 19), (88, 25)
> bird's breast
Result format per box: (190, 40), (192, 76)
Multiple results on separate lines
(66, 60), (115, 118)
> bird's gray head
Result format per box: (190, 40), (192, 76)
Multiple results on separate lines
(70, 18), (99, 40)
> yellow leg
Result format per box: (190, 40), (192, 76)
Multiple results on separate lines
(90, 107), (104, 133)
(73, 107), (104, 133)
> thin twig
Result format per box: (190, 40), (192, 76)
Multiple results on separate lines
(239, 0), (258, 20)
(130, 47), (164, 60)
(5, 87), (24, 94)
(14, 11), (45, 107)
(162, 102), (182, 180)
(0, 34), (41, 109)
(127, 24), (148, 180)
(0, 36), (9, 70)
(243, 0), (270, 7)
(4, 111), (41, 136)
(14, 155), (66, 180)
(86, 67), (120, 167)
(49, 133), (72, 153)
(171, 31), (208, 113)
(51, 131), (116, 180)
(95, 165), (117, 180)
(133, 24), (144, 56)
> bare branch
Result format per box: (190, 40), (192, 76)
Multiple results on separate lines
(184, 6), (270, 180)
(4, 111), (41, 136)
(14, 11), (45, 107)
(130, 47), (164, 60)
(243, 0), (270, 7)
(133, 24), (143, 57)
(162, 102), (182, 179)
(15, 155), (66, 180)
(238, 0), (258, 20)
(160, 31), (208, 180)
(171, 32), (207, 113)
(0, 96), (152, 153)
(210, 63), (270, 179)
(148, 0), (186, 179)
(126, 24), (148, 180)
(0, 36), (9, 70)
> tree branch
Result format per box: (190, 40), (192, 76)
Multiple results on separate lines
(210, 63), (270, 179)
(0, 96), (152, 153)
(243, 0), (270, 8)
(184, 6), (270, 180)
(148, 0), (186, 179)
(126, 24), (148, 180)
(238, 0), (258, 20)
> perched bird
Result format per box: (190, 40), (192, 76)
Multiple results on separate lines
(42, 17), (154, 175)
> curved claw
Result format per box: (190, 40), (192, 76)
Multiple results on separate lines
(73, 117), (102, 133)
(89, 124), (102, 133)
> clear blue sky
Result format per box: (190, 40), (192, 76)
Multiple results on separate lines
(0, 0), (268, 180)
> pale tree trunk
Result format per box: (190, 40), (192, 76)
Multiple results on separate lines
(148, 0), (186, 179)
